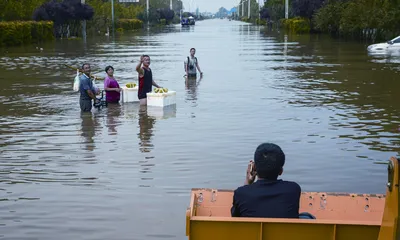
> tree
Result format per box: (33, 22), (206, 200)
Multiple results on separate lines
(33, 0), (94, 38)
(158, 8), (175, 23)
(259, 6), (270, 20)
(291, 0), (324, 19)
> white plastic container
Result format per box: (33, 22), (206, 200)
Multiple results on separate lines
(147, 105), (177, 120)
(121, 86), (139, 103)
(146, 91), (176, 107)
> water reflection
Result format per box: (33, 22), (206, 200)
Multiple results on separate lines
(80, 112), (99, 152)
(180, 26), (195, 33)
(274, 32), (400, 153)
(138, 105), (156, 153)
(185, 75), (203, 102)
(105, 103), (122, 135)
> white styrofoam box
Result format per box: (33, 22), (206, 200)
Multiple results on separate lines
(121, 86), (139, 103)
(147, 104), (177, 120)
(146, 91), (176, 107)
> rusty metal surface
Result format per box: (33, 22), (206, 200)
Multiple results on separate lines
(190, 188), (385, 222)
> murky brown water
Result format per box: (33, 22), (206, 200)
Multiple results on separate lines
(1, 19), (399, 240)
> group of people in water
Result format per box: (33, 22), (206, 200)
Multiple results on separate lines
(78, 48), (203, 112)
(78, 48), (310, 220)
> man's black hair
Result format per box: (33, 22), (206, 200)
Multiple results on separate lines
(82, 63), (90, 69)
(254, 143), (285, 180)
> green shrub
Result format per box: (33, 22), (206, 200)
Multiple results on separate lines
(0, 21), (54, 47)
(116, 19), (143, 30)
(256, 19), (267, 25)
(281, 17), (311, 34)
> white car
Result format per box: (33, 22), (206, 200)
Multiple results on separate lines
(367, 36), (400, 53)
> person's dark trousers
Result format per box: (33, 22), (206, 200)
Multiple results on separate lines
(80, 99), (92, 112)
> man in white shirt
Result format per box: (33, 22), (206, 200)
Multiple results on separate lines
(185, 48), (203, 79)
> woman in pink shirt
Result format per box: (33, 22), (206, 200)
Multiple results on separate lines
(104, 66), (122, 103)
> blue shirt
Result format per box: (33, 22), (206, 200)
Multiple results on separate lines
(231, 179), (301, 218)
(79, 74), (96, 100)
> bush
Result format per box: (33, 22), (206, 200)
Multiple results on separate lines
(281, 17), (311, 34)
(241, 17), (250, 22)
(256, 19), (267, 25)
(116, 19), (143, 30)
(313, 0), (400, 40)
(0, 21), (54, 47)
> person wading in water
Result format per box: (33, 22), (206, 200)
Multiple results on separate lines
(136, 55), (162, 105)
(185, 48), (203, 80)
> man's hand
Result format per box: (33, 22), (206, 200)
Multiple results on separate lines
(245, 160), (256, 185)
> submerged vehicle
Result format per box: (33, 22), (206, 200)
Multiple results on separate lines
(367, 35), (400, 53)
(186, 156), (399, 240)
(181, 16), (195, 26)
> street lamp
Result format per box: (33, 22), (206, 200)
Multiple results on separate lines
(248, 0), (250, 19)
(147, 0), (149, 21)
(285, 0), (288, 19)
(111, 0), (115, 35)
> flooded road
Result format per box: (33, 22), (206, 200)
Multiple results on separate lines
(1, 19), (400, 240)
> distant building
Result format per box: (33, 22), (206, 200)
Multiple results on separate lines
(201, 12), (213, 18)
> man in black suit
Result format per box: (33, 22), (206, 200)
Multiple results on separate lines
(231, 143), (303, 219)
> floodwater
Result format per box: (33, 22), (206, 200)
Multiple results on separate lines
(0, 19), (399, 240)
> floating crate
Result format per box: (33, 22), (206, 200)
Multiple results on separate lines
(121, 86), (139, 103)
(146, 91), (176, 107)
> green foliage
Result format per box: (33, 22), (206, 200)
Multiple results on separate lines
(256, 19), (267, 25)
(264, 0), (400, 40)
(241, 17), (250, 22)
(85, 0), (144, 35)
(116, 28), (124, 34)
(238, 0), (261, 20)
(312, 0), (345, 34)
(264, 0), (285, 21)
(117, 19), (143, 30)
(0, 0), (44, 21)
(281, 17), (311, 34)
(313, 0), (400, 40)
(172, 15), (180, 24)
(0, 21), (54, 47)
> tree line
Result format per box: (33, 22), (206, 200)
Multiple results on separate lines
(260, 0), (400, 41)
(0, 0), (184, 38)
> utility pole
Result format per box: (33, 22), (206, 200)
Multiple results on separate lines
(248, 0), (250, 19)
(241, 1), (244, 17)
(170, 0), (172, 10)
(81, 0), (86, 40)
(146, 0), (149, 22)
(285, 0), (288, 19)
(111, 0), (115, 36)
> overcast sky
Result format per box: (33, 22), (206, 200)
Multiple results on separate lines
(182, 0), (241, 13)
